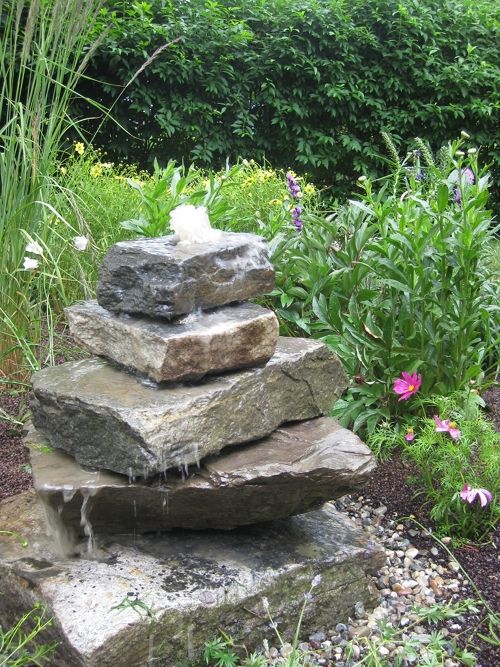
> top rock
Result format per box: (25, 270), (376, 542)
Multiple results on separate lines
(96, 232), (275, 319)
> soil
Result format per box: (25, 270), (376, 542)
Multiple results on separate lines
(0, 342), (498, 665)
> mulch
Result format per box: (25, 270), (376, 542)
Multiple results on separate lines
(0, 343), (498, 665)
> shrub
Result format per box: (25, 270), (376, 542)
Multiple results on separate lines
(75, 0), (500, 205)
(267, 138), (499, 434)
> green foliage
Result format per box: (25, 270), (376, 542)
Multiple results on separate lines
(76, 0), (500, 205)
(267, 140), (499, 434)
(412, 599), (480, 625)
(0, 0), (104, 378)
(120, 161), (243, 237)
(343, 598), (482, 666)
(0, 604), (57, 666)
(397, 392), (499, 541)
(368, 390), (499, 541)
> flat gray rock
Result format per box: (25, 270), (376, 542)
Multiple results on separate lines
(27, 417), (376, 532)
(96, 232), (275, 319)
(31, 337), (347, 478)
(0, 491), (384, 667)
(65, 301), (279, 383)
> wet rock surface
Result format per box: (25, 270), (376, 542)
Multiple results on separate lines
(96, 232), (275, 319)
(65, 300), (279, 383)
(31, 337), (347, 477)
(0, 491), (384, 667)
(27, 417), (376, 532)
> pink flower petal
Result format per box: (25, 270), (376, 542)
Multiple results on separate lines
(460, 484), (471, 501)
(433, 415), (446, 429)
(449, 428), (461, 440)
(478, 491), (489, 507)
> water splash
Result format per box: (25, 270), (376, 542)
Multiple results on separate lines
(80, 492), (97, 556)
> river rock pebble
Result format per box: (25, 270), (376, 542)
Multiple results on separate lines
(253, 494), (475, 665)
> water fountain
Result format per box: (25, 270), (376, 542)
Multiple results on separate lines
(0, 227), (384, 666)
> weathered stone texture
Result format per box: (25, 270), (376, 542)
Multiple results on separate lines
(65, 301), (279, 383)
(96, 232), (275, 319)
(0, 491), (384, 667)
(27, 417), (375, 532)
(31, 337), (348, 477)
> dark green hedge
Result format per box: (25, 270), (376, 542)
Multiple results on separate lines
(77, 0), (499, 197)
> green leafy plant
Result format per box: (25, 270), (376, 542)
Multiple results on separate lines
(398, 392), (499, 540)
(367, 390), (499, 540)
(0, 604), (57, 666)
(120, 160), (243, 237)
(75, 0), (500, 210)
(0, 0), (105, 380)
(204, 576), (321, 667)
(267, 138), (499, 435)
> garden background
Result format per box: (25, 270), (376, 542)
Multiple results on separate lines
(0, 0), (499, 665)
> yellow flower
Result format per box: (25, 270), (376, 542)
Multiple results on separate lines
(60, 166), (67, 175)
(74, 142), (85, 155)
(303, 184), (316, 196)
(90, 164), (103, 178)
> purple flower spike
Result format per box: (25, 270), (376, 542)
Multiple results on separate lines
(291, 205), (303, 231)
(286, 171), (302, 200)
(462, 167), (475, 185)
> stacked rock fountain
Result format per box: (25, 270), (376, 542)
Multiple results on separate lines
(0, 223), (385, 666)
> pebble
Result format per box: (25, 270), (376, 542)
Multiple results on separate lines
(256, 494), (472, 666)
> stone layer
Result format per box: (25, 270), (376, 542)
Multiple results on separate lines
(65, 301), (279, 383)
(27, 417), (376, 532)
(96, 232), (275, 319)
(0, 491), (384, 667)
(31, 338), (348, 478)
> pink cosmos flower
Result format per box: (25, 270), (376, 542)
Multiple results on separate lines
(433, 415), (461, 440)
(405, 427), (415, 442)
(460, 484), (493, 508)
(393, 372), (422, 401)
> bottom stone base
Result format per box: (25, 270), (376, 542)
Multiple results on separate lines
(0, 492), (384, 667)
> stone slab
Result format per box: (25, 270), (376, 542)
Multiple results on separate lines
(31, 337), (348, 478)
(0, 491), (384, 667)
(27, 417), (376, 532)
(65, 301), (279, 383)
(96, 232), (275, 319)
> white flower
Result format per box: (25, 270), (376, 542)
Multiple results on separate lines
(467, 148), (477, 154)
(460, 130), (470, 139)
(23, 257), (39, 270)
(261, 597), (269, 612)
(311, 574), (322, 588)
(25, 240), (44, 255)
(169, 205), (222, 244)
(73, 236), (89, 251)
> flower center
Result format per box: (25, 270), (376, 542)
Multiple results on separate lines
(449, 421), (457, 428)
(407, 427), (414, 434)
(408, 384), (415, 392)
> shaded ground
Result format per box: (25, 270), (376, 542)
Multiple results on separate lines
(0, 355), (498, 664)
